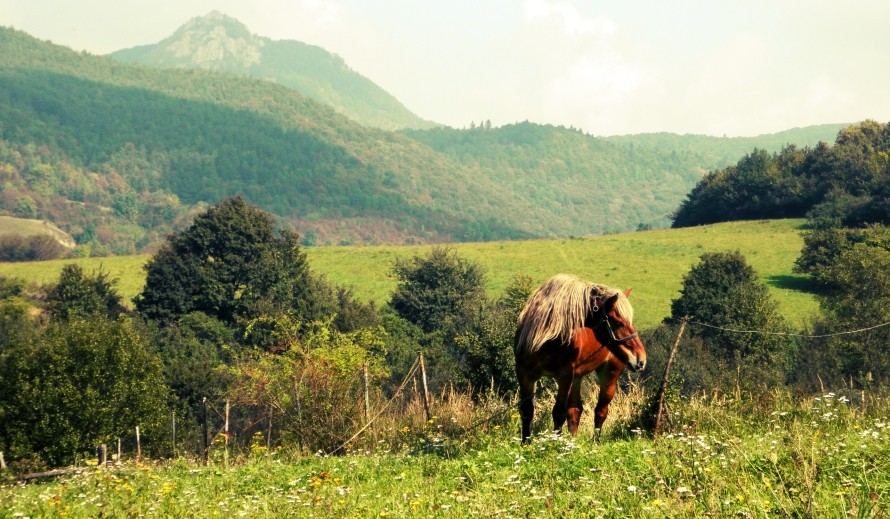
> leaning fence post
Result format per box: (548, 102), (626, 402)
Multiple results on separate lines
(363, 362), (371, 424)
(655, 316), (687, 435)
(418, 352), (432, 422)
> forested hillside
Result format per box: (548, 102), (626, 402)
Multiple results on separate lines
(0, 26), (847, 253)
(672, 120), (890, 228)
(601, 123), (848, 171)
(110, 12), (436, 131)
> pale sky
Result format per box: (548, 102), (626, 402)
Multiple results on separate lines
(3, 0), (889, 136)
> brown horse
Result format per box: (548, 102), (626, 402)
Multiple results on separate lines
(514, 274), (647, 442)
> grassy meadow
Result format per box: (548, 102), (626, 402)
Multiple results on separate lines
(0, 219), (818, 329)
(3, 217), (888, 517)
(2, 388), (887, 517)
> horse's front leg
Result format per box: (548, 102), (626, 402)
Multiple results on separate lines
(593, 366), (619, 437)
(517, 371), (536, 443)
(552, 371), (574, 434)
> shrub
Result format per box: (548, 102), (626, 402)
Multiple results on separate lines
(0, 316), (171, 468)
(45, 264), (124, 321)
(0, 234), (67, 261)
(231, 319), (388, 453)
(668, 251), (793, 391)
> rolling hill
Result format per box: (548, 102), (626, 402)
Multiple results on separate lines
(0, 25), (848, 253)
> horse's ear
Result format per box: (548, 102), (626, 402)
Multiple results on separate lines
(603, 292), (620, 310)
(624, 288), (633, 298)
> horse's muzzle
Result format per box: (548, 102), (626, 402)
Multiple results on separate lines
(626, 354), (646, 372)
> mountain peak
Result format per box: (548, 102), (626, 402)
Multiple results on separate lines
(161, 11), (264, 68)
(109, 14), (438, 130)
(180, 11), (252, 37)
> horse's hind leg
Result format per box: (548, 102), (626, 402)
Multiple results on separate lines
(566, 379), (584, 435)
(517, 370), (536, 443)
(552, 371), (574, 434)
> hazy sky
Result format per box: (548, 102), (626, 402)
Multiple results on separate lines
(3, 0), (889, 136)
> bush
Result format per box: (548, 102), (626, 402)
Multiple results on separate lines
(231, 319), (388, 453)
(0, 234), (67, 261)
(668, 251), (794, 391)
(0, 316), (171, 468)
(389, 246), (485, 334)
(45, 264), (124, 321)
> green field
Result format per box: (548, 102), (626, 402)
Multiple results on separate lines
(0, 219), (818, 329)
(2, 389), (887, 517)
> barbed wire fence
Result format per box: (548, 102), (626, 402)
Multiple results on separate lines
(652, 316), (890, 435)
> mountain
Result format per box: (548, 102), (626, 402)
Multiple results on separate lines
(0, 26), (851, 255)
(110, 11), (437, 131)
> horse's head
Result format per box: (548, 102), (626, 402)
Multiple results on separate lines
(589, 289), (647, 372)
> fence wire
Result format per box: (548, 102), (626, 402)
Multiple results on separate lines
(687, 318), (890, 338)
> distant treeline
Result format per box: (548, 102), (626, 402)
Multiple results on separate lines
(672, 120), (890, 228)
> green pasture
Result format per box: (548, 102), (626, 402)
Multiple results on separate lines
(2, 390), (888, 518)
(0, 219), (818, 329)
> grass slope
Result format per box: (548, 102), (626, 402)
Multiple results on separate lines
(0, 219), (818, 329)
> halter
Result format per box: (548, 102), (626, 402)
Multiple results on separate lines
(594, 310), (639, 345)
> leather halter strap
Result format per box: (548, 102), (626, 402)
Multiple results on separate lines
(595, 312), (638, 345)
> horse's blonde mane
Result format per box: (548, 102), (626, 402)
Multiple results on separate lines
(516, 274), (634, 355)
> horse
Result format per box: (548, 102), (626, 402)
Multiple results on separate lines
(514, 274), (647, 442)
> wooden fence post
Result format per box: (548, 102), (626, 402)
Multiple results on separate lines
(654, 316), (687, 435)
(202, 397), (209, 465)
(117, 438), (121, 465)
(1, 451), (6, 470)
(135, 426), (141, 462)
(99, 444), (107, 468)
(418, 352), (431, 422)
(363, 363), (371, 424)
(224, 400), (230, 467)
(172, 410), (177, 458)
(267, 405), (273, 451)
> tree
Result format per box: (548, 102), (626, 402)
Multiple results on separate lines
(152, 312), (236, 425)
(453, 274), (535, 395)
(135, 196), (313, 324)
(0, 317), (170, 469)
(389, 246), (485, 334)
(45, 264), (124, 321)
(669, 251), (792, 389)
(795, 225), (890, 291)
(795, 234), (890, 389)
